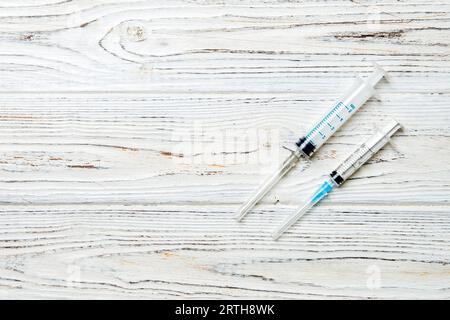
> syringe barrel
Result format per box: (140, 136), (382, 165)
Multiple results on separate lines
(330, 119), (402, 185)
(296, 64), (387, 157)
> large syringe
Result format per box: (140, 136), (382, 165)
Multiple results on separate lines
(235, 63), (388, 221)
(272, 119), (402, 240)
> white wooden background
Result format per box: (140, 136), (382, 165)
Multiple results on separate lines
(0, 0), (449, 299)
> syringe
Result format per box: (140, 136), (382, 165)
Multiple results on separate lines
(235, 63), (388, 221)
(272, 119), (402, 240)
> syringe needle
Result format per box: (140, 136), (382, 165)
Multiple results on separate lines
(272, 200), (313, 240)
(272, 178), (335, 240)
(235, 150), (301, 221)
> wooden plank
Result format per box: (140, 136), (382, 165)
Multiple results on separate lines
(0, 93), (448, 205)
(0, 204), (449, 299)
(0, 0), (449, 92)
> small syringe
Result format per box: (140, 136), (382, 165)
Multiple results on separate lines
(272, 119), (402, 240)
(235, 63), (388, 221)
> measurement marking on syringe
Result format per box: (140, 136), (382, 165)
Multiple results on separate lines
(305, 102), (344, 140)
(345, 103), (356, 113)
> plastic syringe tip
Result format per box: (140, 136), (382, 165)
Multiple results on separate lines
(272, 200), (314, 240)
(366, 62), (388, 87)
(235, 199), (257, 221)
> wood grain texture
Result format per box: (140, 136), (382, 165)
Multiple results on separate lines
(0, 0), (449, 299)
(0, 205), (449, 299)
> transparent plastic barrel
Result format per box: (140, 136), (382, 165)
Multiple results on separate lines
(297, 64), (386, 157)
(332, 119), (401, 182)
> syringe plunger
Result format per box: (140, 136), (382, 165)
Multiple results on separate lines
(366, 62), (388, 87)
